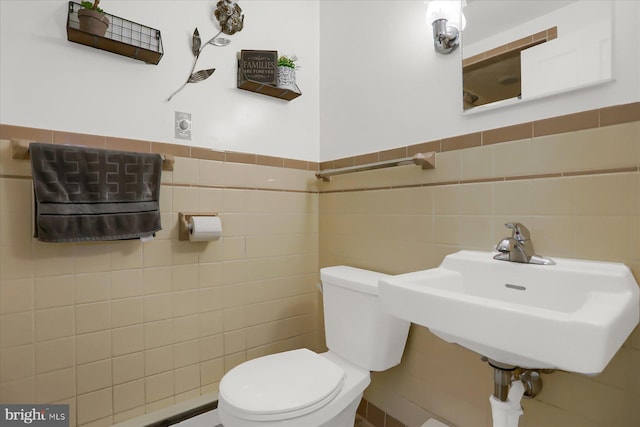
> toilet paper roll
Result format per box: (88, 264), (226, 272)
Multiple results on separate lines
(189, 216), (222, 241)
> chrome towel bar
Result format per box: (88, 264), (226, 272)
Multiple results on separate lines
(316, 151), (435, 182)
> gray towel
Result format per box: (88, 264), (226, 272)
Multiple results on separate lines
(30, 142), (162, 242)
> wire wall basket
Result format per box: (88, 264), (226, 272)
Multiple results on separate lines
(66, 1), (163, 64)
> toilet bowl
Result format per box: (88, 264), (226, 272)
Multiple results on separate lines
(218, 266), (411, 427)
(219, 350), (369, 426)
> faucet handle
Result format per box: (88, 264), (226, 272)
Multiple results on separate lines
(505, 222), (530, 242)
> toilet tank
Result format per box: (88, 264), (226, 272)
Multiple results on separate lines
(320, 266), (410, 371)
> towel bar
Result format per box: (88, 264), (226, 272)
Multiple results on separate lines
(10, 139), (175, 171)
(316, 151), (435, 182)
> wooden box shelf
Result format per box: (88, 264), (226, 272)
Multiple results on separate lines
(237, 61), (301, 101)
(66, 1), (163, 65)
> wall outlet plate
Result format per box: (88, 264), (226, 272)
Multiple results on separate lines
(175, 111), (192, 140)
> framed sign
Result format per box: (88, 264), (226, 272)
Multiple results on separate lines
(239, 50), (277, 85)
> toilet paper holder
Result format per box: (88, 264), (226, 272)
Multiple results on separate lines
(178, 212), (219, 241)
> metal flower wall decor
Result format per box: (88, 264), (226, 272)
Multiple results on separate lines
(167, 0), (245, 102)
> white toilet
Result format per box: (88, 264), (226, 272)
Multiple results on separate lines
(218, 266), (411, 427)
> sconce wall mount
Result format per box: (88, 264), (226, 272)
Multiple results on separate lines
(426, 0), (466, 55)
(431, 18), (460, 54)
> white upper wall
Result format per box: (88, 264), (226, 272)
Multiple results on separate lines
(1, 1), (638, 163)
(319, 0), (640, 161)
(0, 0), (320, 161)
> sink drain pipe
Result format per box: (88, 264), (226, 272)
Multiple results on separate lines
(485, 358), (544, 400)
(484, 358), (546, 427)
(490, 378), (525, 427)
(491, 362), (515, 401)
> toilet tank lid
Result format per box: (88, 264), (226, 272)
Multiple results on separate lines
(320, 266), (390, 295)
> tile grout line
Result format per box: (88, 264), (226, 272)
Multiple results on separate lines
(3, 164), (639, 195)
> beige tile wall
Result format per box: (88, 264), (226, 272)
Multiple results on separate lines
(0, 138), (322, 426)
(1, 104), (639, 427)
(319, 119), (640, 427)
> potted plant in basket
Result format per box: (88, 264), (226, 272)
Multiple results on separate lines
(78, 0), (109, 37)
(277, 54), (300, 93)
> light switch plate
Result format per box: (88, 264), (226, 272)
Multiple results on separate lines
(175, 111), (192, 140)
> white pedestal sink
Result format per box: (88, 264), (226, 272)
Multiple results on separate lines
(379, 250), (639, 373)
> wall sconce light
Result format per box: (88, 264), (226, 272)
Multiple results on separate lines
(426, 0), (466, 54)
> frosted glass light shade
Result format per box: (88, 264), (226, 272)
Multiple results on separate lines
(425, 0), (466, 32)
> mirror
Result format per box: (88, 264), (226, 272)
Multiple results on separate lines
(461, 0), (613, 112)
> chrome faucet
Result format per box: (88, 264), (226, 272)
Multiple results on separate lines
(494, 223), (554, 265)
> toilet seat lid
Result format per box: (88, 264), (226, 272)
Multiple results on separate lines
(219, 348), (345, 421)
